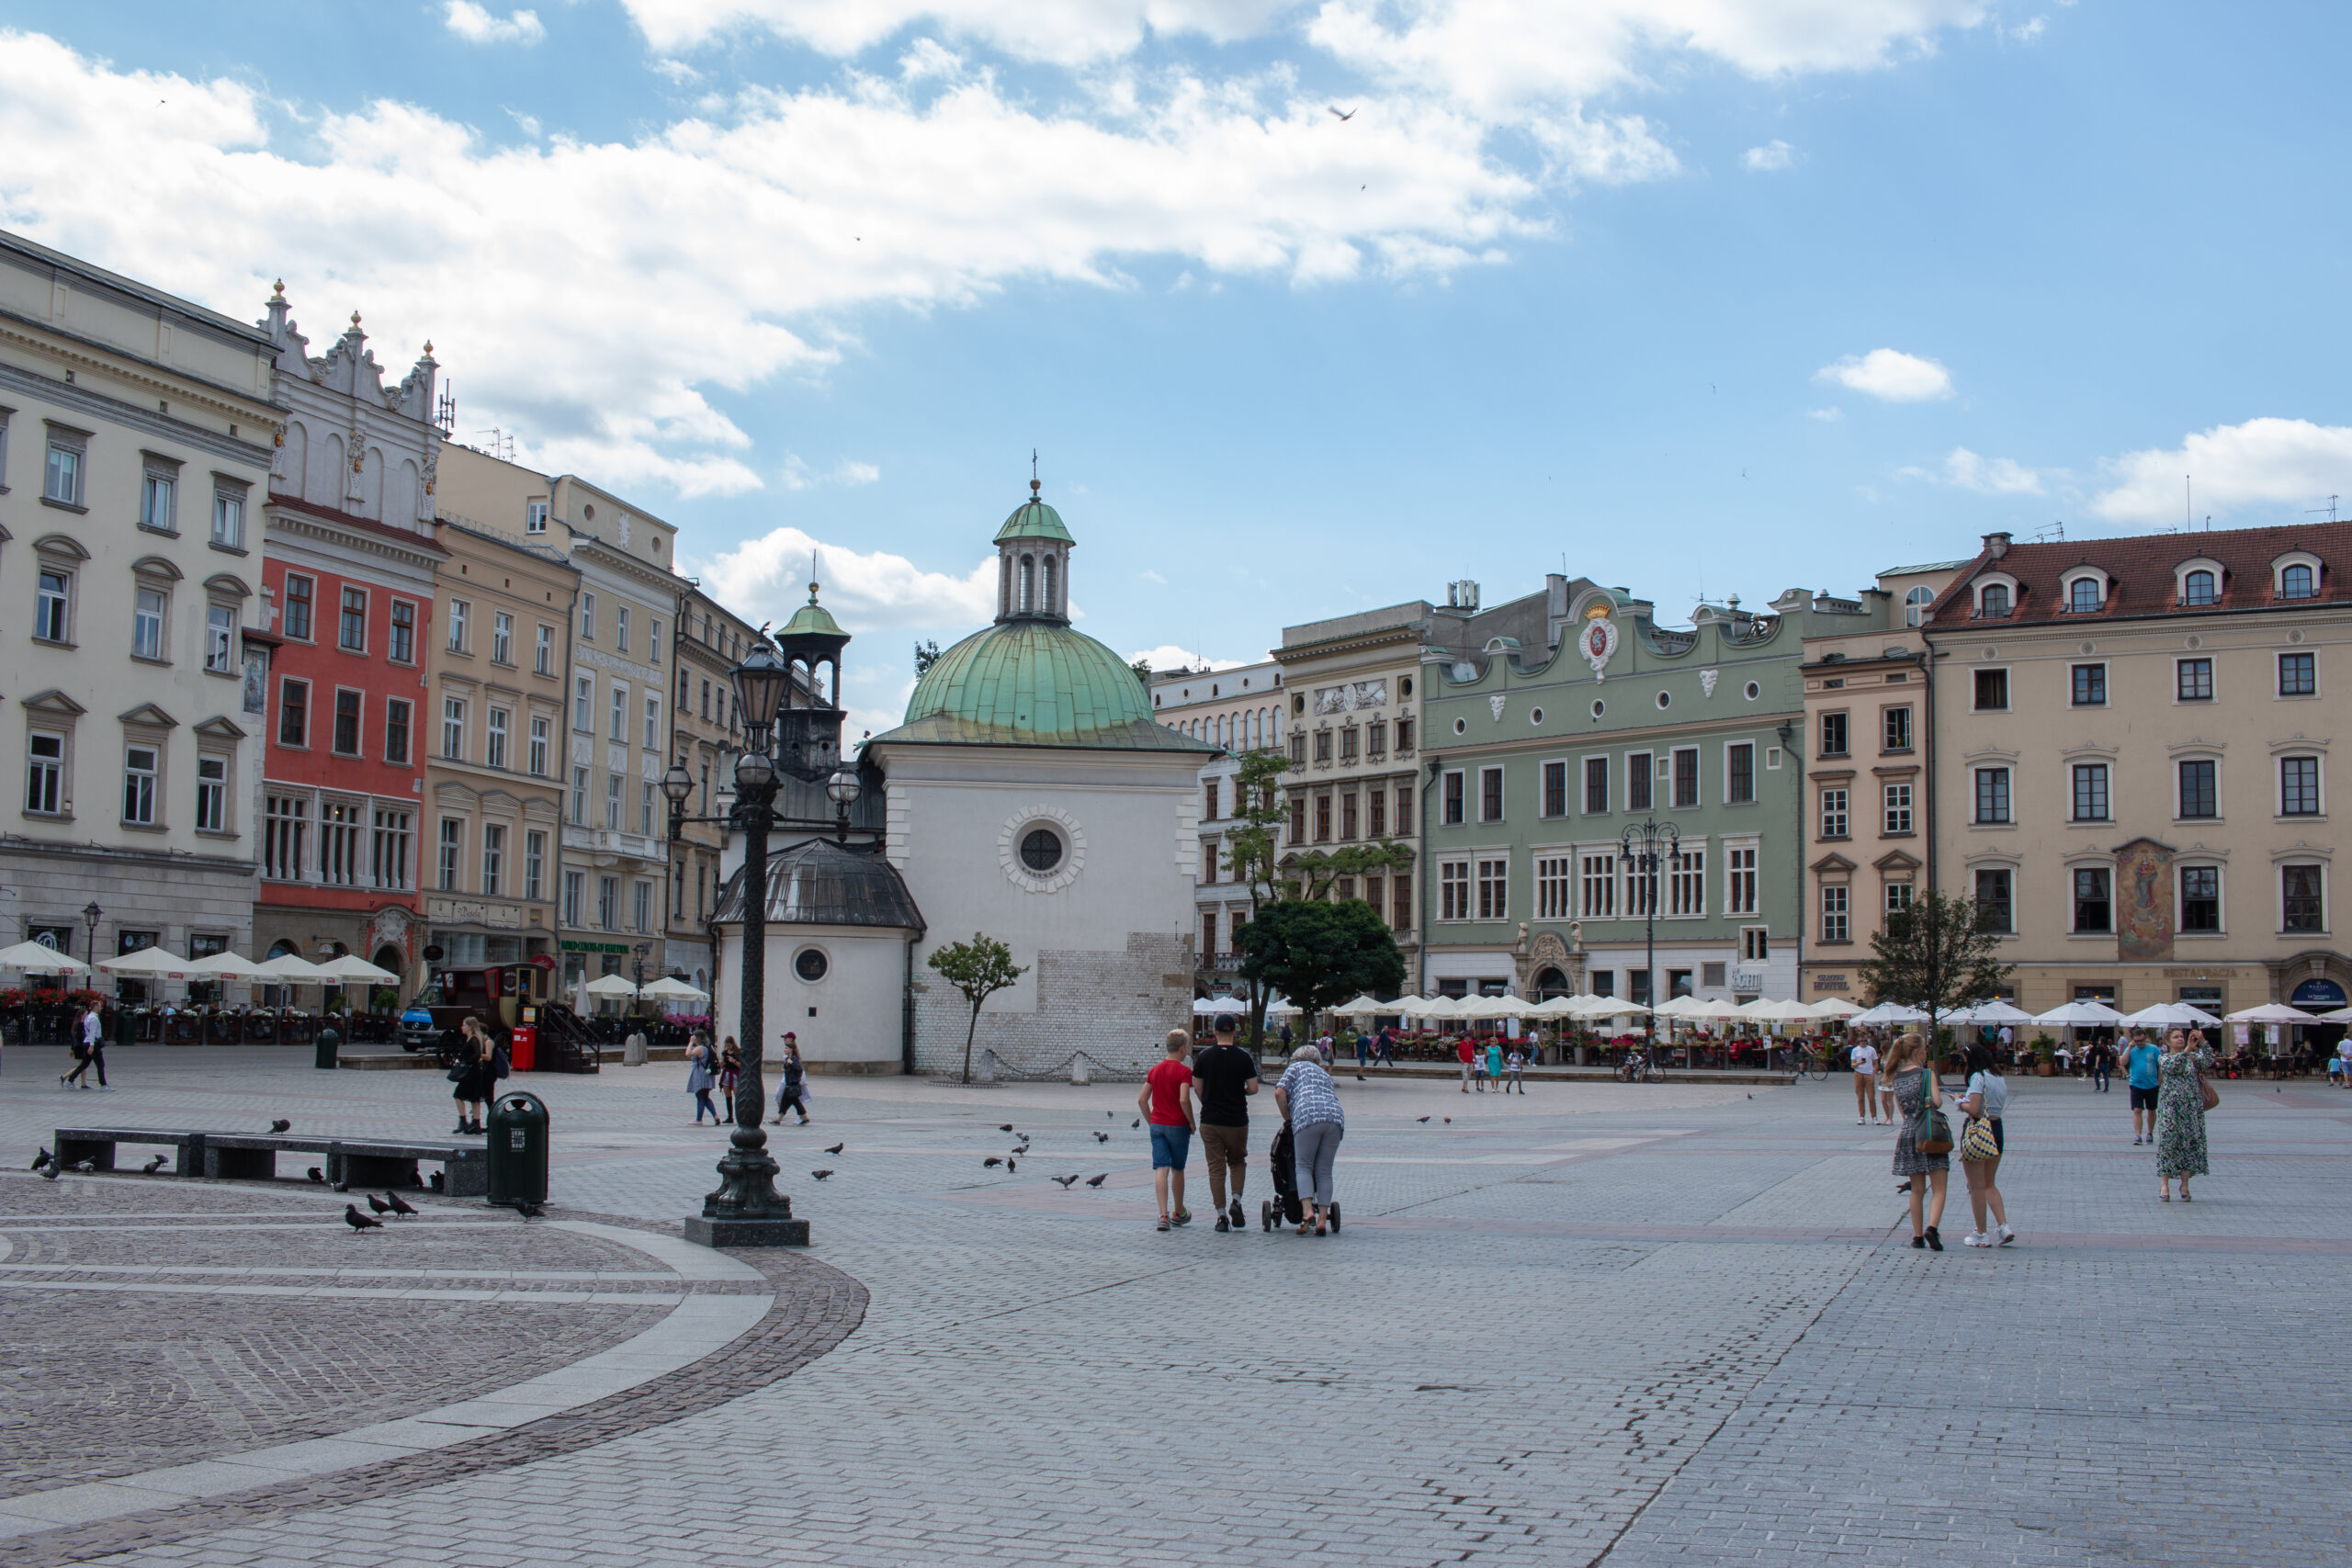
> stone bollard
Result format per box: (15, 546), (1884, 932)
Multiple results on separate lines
(1069, 1052), (1091, 1086)
(977, 1048), (998, 1085)
(624, 1031), (647, 1066)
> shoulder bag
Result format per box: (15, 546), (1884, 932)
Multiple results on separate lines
(2197, 1060), (2220, 1111)
(1959, 1110), (2000, 1161)
(1911, 1073), (1954, 1156)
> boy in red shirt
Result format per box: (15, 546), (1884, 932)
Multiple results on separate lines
(1457, 1034), (1476, 1093)
(1138, 1030), (1198, 1232)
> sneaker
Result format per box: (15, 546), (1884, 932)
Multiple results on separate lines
(1997, 1225), (2016, 1246)
(1157, 1217), (1170, 1232)
(1216, 1215), (1230, 1233)
(1173, 1208), (1191, 1226)
(1925, 1225), (1943, 1252)
(1962, 1232), (1987, 1247)
(2132, 1135), (2143, 1145)
(1911, 1235), (1926, 1248)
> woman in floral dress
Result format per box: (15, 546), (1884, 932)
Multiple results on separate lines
(2155, 1026), (2212, 1201)
(1886, 1032), (1950, 1250)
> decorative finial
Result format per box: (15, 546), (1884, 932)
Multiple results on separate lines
(422, 340), (434, 356)
(350, 310), (362, 328)
(1031, 447), (1039, 497)
(272, 278), (285, 297)
(808, 547), (821, 604)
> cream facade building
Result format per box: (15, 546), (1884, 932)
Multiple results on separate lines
(0, 231), (281, 976)
(1924, 524), (2352, 1021)
(665, 583), (761, 991)
(1148, 658), (1284, 987)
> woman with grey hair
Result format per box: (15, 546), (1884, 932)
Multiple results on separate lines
(1273, 1043), (1346, 1235)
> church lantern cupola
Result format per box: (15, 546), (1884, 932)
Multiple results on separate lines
(771, 567), (852, 783)
(994, 476), (1075, 625)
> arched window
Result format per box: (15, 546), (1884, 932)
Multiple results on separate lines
(1019, 555), (1035, 613)
(998, 555), (1012, 617)
(1979, 583), (2010, 618)
(2068, 577), (2101, 612)
(2280, 562), (2316, 599)
(1043, 554), (1058, 614)
(2182, 569), (2217, 605)
(1904, 585), (1935, 626)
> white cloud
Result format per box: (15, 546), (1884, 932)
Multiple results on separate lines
(1943, 446), (2042, 495)
(1740, 138), (1793, 171)
(1128, 644), (1247, 672)
(622, 0), (1295, 65)
(444, 2), (547, 46)
(1815, 347), (1953, 402)
(687, 525), (998, 634)
(1805, 405), (1842, 422)
(2091, 417), (2352, 524)
(776, 456), (883, 491)
(1138, 567), (1168, 583)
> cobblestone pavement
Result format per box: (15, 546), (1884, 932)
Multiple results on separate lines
(5, 1045), (2348, 1565)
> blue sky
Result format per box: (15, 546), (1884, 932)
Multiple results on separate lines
(4, 2), (2348, 734)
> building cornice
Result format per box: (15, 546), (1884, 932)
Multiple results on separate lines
(0, 354), (277, 467)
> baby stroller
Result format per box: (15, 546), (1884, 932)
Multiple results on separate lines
(1261, 1120), (1305, 1231)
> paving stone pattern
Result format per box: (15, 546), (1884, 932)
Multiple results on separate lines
(5, 1046), (2348, 1566)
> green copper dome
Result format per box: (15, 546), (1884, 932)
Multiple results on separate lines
(780, 598), (843, 639)
(883, 620), (1207, 751)
(994, 494), (1073, 545)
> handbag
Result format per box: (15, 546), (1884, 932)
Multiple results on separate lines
(1909, 1075), (1954, 1155)
(1960, 1114), (2000, 1161)
(2197, 1063), (2220, 1111)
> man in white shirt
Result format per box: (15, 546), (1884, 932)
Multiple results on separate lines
(64, 1002), (107, 1089)
(1849, 1038), (1881, 1125)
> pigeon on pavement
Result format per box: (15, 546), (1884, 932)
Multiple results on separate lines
(1131, 1118), (1140, 1128)
(1052, 1175), (1080, 1188)
(307, 1167), (325, 1183)
(367, 1193), (392, 1216)
(516, 1200), (543, 1218)
(1085, 1173), (1107, 1188)
(29, 1147), (52, 1171)
(983, 1156), (1002, 1168)
(1416, 1116), (1430, 1123)
(1093, 1131), (1110, 1143)
(386, 1191), (418, 1217)
(999, 1124), (1015, 1134)
(811, 1169), (834, 1180)
(344, 1204), (383, 1232)
(1006, 1157), (1017, 1173)
(269, 1119), (291, 1134)
(142, 1155), (167, 1174)
(823, 1143), (844, 1155)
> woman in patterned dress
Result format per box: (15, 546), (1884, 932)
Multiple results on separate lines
(1886, 1032), (1950, 1250)
(2155, 1026), (2212, 1201)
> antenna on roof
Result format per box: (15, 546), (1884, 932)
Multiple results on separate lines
(2186, 475), (2192, 531)
(476, 427), (514, 463)
(2307, 494), (2340, 523)
(435, 382), (456, 434)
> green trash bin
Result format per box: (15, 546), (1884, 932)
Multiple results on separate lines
(315, 1025), (340, 1071)
(486, 1089), (550, 1208)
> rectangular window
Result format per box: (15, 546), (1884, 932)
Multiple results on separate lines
(120, 745), (159, 825)
(1339, 725), (1359, 762)
(492, 611), (514, 665)
(1741, 928), (1770, 963)
(1288, 733), (1306, 765)
(597, 875), (617, 930)
(481, 823), (505, 897)
(141, 469), (177, 532)
(1480, 766), (1504, 822)
(438, 818), (462, 891)
(1624, 855), (1657, 919)
(1391, 873), (1412, 931)
(205, 605), (234, 673)
(634, 880), (652, 933)
(278, 678), (309, 747)
(334, 690), (362, 756)
(2281, 756), (2322, 816)
(1314, 793), (1331, 841)
(641, 781), (655, 837)
(1819, 711), (1849, 758)
(1580, 853), (1616, 919)
(265, 795), (308, 879)
(1727, 742), (1755, 805)
(1819, 787), (1849, 838)
(1672, 747), (1699, 809)
(1627, 751), (1653, 812)
(1289, 795), (1306, 842)
(447, 599), (469, 653)
(1535, 855), (1572, 919)
(1584, 756), (1610, 814)
(2181, 865), (2221, 932)
(1313, 729), (1332, 763)
(133, 588), (166, 660)
(1396, 716), (1415, 753)
(1973, 767), (2010, 825)
(2178, 760), (2217, 819)
(1542, 761), (1567, 818)
(526, 500), (549, 535)
(526, 829), (547, 901)
(1820, 884), (1849, 942)
(1476, 857), (1509, 920)
(1202, 839), (1219, 884)
(699, 677), (711, 720)
(2279, 651), (2317, 696)
(1883, 781), (1913, 834)
(1883, 705), (1913, 752)
(2073, 867), (2112, 932)
(339, 588), (368, 652)
(2071, 762), (2109, 822)
(1442, 770), (1465, 825)
(644, 695), (661, 750)
(580, 592), (596, 641)
(1394, 787), (1412, 837)
(1974, 869), (2013, 933)
(1886, 882), (1915, 914)
(605, 773), (621, 830)
(442, 697), (466, 761)
(2177, 658), (2213, 702)
(535, 623), (554, 675)
(44, 441), (81, 504)
(1341, 791), (1359, 840)
(1973, 669), (2008, 711)
(285, 575), (314, 640)
(562, 871), (582, 926)
(210, 490), (244, 549)
(616, 605), (630, 655)
(1366, 718), (1387, 758)
(528, 716), (549, 776)
(573, 676), (594, 731)
(1668, 848), (1705, 916)
(650, 618), (662, 666)
(1204, 781), (1219, 821)
(334, 803), (369, 886)
(610, 686), (628, 741)
(1440, 860), (1471, 921)
(35, 570), (70, 642)
(26, 732), (64, 815)
(570, 766), (587, 825)
(1365, 788), (1385, 838)
(2071, 663), (2107, 706)
(1727, 845), (1757, 914)
(385, 698), (412, 765)
(487, 707), (511, 770)
(1201, 911), (1218, 955)
(2282, 864), (2325, 933)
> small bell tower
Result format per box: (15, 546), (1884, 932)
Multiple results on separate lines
(993, 464), (1075, 625)
(772, 560), (851, 784)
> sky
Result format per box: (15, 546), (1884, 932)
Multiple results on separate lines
(4, 2), (2349, 739)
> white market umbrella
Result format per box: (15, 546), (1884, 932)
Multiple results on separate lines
(2119, 1001), (2223, 1029)
(316, 953), (400, 985)
(1739, 998), (1819, 1022)
(2317, 1006), (2352, 1024)
(96, 947), (191, 977)
(2033, 1000), (2126, 1029)
(1413, 995), (1466, 1020)
(1330, 994), (1388, 1017)
(1804, 998), (1863, 1021)
(1850, 1001), (1930, 1026)
(257, 953), (337, 984)
(1569, 996), (1648, 1020)
(1458, 994), (1518, 1019)
(583, 973), (641, 998)
(184, 951), (271, 980)
(1951, 999), (2039, 1026)
(642, 976), (709, 1004)
(1262, 995), (1301, 1016)
(1526, 995), (1582, 1018)
(0, 940), (91, 976)
(2224, 1002), (2318, 1025)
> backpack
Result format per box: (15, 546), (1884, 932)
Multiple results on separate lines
(492, 1044), (511, 1080)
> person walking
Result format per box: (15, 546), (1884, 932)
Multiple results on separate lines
(2122, 1028), (2162, 1145)
(1374, 1025), (1396, 1068)
(1849, 1036), (1881, 1125)
(1875, 1030), (1900, 1123)
(2086, 1035), (2114, 1093)
(1353, 1030), (1370, 1080)
(1504, 1043), (1527, 1093)
(1483, 1036), (1503, 1092)
(717, 1036), (741, 1121)
(450, 1016), (492, 1134)
(685, 1032), (719, 1124)
(63, 998), (108, 1089)
(2155, 1026), (2213, 1201)
(1140, 1030), (1197, 1232)
(774, 1034), (811, 1124)
(1193, 1013), (1259, 1232)
(1456, 1033), (1476, 1093)
(1273, 1042), (1346, 1235)
(1886, 1032), (1950, 1250)
(1956, 1042), (2014, 1247)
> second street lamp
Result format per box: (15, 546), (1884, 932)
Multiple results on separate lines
(1620, 815), (1679, 1073)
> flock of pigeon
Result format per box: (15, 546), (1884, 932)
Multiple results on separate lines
(805, 1112), (1169, 1191)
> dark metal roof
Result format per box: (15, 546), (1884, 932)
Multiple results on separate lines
(712, 836), (924, 932)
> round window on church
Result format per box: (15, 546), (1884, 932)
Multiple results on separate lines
(1019, 827), (1065, 874)
(794, 947), (829, 982)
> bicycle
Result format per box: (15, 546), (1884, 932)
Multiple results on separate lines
(1614, 1053), (1654, 1084)
(1784, 1043), (1831, 1081)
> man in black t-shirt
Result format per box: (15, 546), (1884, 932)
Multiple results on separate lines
(1193, 1014), (1260, 1233)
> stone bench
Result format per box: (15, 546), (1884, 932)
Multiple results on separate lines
(334, 1140), (486, 1197)
(52, 1127), (209, 1176)
(202, 1133), (338, 1182)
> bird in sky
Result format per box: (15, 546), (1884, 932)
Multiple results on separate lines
(811, 1169), (834, 1180)
(1329, 106), (1356, 121)
(1052, 1175), (1080, 1188)
(345, 1205), (383, 1232)
(386, 1191), (418, 1217)
(1085, 1174), (1108, 1188)
(823, 1143), (844, 1156)
(269, 1119), (291, 1134)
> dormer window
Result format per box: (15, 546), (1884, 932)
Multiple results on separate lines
(2062, 573), (2105, 613)
(1904, 585), (1936, 627)
(2181, 569), (2217, 605)
(1977, 583), (2011, 618)
(2279, 562), (2316, 600)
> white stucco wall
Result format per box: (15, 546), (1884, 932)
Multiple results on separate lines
(712, 920), (910, 1071)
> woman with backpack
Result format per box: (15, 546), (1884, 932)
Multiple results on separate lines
(685, 1031), (719, 1125)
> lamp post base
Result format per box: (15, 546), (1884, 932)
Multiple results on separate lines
(683, 1213), (810, 1248)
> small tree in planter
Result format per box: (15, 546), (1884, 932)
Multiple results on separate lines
(1858, 892), (2016, 1045)
(927, 933), (1028, 1085)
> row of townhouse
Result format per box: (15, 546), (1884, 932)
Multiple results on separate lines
(0, 231), (766, 1003)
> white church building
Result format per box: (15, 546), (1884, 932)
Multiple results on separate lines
(712, 482), (1216, 1077)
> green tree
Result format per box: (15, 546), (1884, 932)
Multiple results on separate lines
(926, 933), (1029, 1084)
(1129, 657), (1155, 693)
(913, 639), (943, 677)
(1235, 898), (1406, 1033)
(1857, 891), (2015, 1036)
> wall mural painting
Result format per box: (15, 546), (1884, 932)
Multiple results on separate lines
(2116, 838), (2174, 964)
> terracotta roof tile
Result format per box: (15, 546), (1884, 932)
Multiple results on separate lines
(1924, 521), (2348, 627)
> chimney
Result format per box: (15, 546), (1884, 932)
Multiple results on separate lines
(1983, 531), (2011, 560)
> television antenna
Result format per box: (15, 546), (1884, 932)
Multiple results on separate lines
(476, 427), (514, 463)
(435, 382), (456, 434)
(2307, 494), (2340, 522)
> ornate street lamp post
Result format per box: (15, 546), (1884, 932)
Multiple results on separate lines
(1620, 816), (1679, 1071)
(82, 901), (103, 965)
